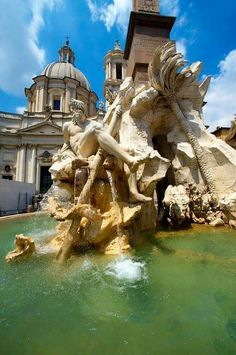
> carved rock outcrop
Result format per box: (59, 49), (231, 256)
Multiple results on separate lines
(10, 43), (236, 263)
(163, 185), (190, 226)
(6, 235), (36, 262)
(220, 193), (236, 229)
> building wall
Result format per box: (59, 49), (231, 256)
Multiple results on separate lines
(0, 179), (35, 216)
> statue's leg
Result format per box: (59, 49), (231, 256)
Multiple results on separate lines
(124, 165), (152, 203)
(95, 130), (144, 172)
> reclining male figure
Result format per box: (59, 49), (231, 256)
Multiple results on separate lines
(50, 99), (144, 184)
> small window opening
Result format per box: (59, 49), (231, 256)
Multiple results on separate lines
(116, 63), (122, 80)
(53, 96), (61, 110)
(2, 175), (13, 180)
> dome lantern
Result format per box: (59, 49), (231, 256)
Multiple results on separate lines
(59, 37), (75, 65)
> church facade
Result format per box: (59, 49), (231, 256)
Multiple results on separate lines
(0, 41), (98, 193)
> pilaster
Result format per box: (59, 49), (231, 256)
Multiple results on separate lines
(65, 85), (71, 113)
(17, 144), (27, 182)
(28, 145), (37, 184)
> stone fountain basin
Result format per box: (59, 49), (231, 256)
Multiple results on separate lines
(1, 214), (236, 354)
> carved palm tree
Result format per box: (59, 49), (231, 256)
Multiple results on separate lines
(148, 42), (217, 201)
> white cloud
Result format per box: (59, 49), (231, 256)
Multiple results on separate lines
(16, 106), (26, 114)
(177, 14), (187, 27)
(86, 0), (188, 58)
(86, 0), (131, 33)
(0, 0), (60, 96)
(161, 0), (188, 58)
(86, 0), (182, 32)
(204, 49), (236, 130)
(160, 0), (180, 17)
(176, 39), (187, 58)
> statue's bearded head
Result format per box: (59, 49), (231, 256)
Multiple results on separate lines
(69, 99), (87, 124)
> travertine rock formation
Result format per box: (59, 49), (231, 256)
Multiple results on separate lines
(48, 43), (236, 261)
(148, 42), (236, 201)
(8, 43), (236, 263)
(220, 193), (236, 229)
(163, 185), (190, 226)
(6, 235), (35, 262)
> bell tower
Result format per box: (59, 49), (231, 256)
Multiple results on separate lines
(125, 0), (175, 82)
(104, 40), (127, 108)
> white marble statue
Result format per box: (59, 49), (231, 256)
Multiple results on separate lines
(148, 42), (236, 201)
(104, 77), (170, 202)
(50, 98), (145, 183)
(45, 42), (236, 262)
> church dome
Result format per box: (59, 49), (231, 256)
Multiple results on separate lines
(41, 62), (90, 91)
(25, 39), (98, 116)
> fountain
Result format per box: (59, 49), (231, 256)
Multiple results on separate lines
(6, 43), (236, 263)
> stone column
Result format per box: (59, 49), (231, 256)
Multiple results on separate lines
(43, 81), (48, 109)
(108, 62), (112, 79)
(29, 145), (37, 184)
(106, 63), (108, 79)
(38, 86), (44, 112)
(18, 145), (26, 182)
(60, 95), (63, 112)
(36, 160), (40, 193)
(15, 146), (21, 181)
(49, 93), (53, 108)
(35, 89), (40, 112)
(27, 93), (32, 112)
(65, 86), (71, 112)
(112, 63), (116, 79)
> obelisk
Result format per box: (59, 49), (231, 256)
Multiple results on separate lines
(124, 0), (175, 82)
(132, 0), (159, 13)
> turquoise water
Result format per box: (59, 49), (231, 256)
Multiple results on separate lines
(1, 215), (236, 355)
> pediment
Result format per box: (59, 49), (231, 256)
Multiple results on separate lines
(19, 121), (62, 135)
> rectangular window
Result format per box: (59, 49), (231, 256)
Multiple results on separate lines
(53, 99), (61, 110)
(2, 175), (13, 180)
(116, 63), (122, 80)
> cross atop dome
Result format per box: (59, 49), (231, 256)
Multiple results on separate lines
(59, 37), (75, 65)
(132, 0), (159, 13)
(65, 34), (70, 46)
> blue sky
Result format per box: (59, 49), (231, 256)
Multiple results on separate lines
(0, 0), (236, 129)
